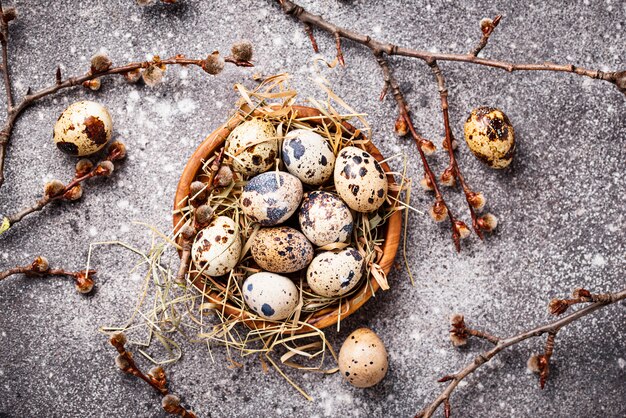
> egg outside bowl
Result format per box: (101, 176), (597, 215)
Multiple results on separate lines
(173, 105), (402, 333)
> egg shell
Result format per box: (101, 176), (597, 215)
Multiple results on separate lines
(334, 146), (388, 212)
(53, 101), (113, 156)
(338, 328), (388, 388)
(240, 171), (303, 226)
(227, 118), (278, 175)
(282, 129), (335, 185)
(191, 216), (241, 276)
(464, 107), (515, 169)
(242, 272), (299, 320)
(298, 191), (353, 246)
(251, 227), (314, 273)
(306, 247), (364, 297)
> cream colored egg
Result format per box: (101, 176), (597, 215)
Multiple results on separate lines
(306, 247), (364, 297)
(242, 272), (299, 320)
(464, 106), (515, 169)
(282, 129), (335, 185)
(334, 146), (388, 212)
(240, 171), (303, 226)
(299, 191), (353, 246)
(339, 328), (388, 388)
(227, 118), (278, 175)
(251, 227), (314, 273)
(53, 101), (113, 156)
(191, 216), (241, 276)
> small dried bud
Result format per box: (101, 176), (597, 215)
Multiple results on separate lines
(429, 200), (448, 223)
(420, 139), (436, 155)
(450, 313), (465, 328)
(107, 141), (127, 161)
(2, 7), (17, 23)
(142, 65), (164, 87)
(477, 213), (498, 232)
(0, 216), (9, 235)
(148, 366), (166, 388)
(195, 205), (214, 226)
(442, 137), (458, 151)
(480, 18), (494, 34)
(467, 191), (486, 211)
(440, 167), (456, 187)
(394, 114), (408, 137)
(162, 394), (181, 413)
(63, 185), (83, 201)
(231, 40), (254, 62)
(82, 78), (101, 91)
(202, 51), (225, 75)
(94, 160), (115, 177)
(614, 71), (626, 94)
(213, 165), (233, 187)
(527, 354), (543, 373)
(572, 288), (592, 299)
(75, 159), (94, 177)
(115, 354), (131, 371)
(190, 181), (207, 202)
(449, 314), (468, 347)
(454, 220), (471, 240)
(44, 180), (66, 198)
(110, 332), (127, 347)
(31, 256), (50, 273)
(75, 271), (95, 294)
(90, 52), (112, 73)
(180, 225), (196, 241)
(123, 68), (142, 84)
(419, 175), (434, 191)
(548, 298), (570, 315)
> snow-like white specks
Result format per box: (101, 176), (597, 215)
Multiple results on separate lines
(591, 254), (606, 267)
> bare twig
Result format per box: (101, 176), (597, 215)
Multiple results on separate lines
(417, 287), (626, 418)
(0, 256), (96, 293)
(470, 15), (502, 56)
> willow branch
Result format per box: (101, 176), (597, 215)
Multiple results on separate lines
(417, 287), (626, 418)
(470, 15), (502, 56)
(0, 256), (96, 293)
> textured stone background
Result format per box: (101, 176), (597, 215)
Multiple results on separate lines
(0, 1), (624, 417)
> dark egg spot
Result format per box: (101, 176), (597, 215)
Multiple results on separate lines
(352, 155), (362, 164)
(242, 197), (252, 207)
(359, 167), (367, 177)
(261, 303), (275, 317)
(377, 188), (385, 198)
(252, 155), (262, 166)
(247, 283), (253, 291)
(56, 141), (79, 155)
(289, 138), (306, 159)
(320, 155), (328, 166)
(83, 116), (108, 145)
(348, 184), (360, 196)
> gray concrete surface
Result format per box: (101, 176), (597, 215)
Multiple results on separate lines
(0, 1), (624, 417)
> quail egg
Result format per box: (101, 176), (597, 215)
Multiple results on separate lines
(226, 118), (278, 175)
(299, 191), (353, 246)
(251, 227), (314, 273)
(306, 247), (365, 297)
(334, 146), (388, 212)
(242, 272), (299, 321)
(338, 328), (388, 388)
(464, 106), (515, 169)
(240, 171), (303, 226)
(282, 129), (335, 185)
(53, 100), (113, 156)
(191, 216), (241, 276)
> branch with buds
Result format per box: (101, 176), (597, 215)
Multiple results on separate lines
(276, 0), (625, 251)
(0, 256), (95, 293)
(0, 141), (126, 236)
(415, 286), (626, 418)
(109, 332), (196, 418)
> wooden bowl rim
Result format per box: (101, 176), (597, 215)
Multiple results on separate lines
(173, 105), (402, 333)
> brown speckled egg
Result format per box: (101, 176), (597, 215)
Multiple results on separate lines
(334, 146), (388, 212)
(299, 191), (353, 246)
(339, 328), (388, 388)
(251, 227), (314, 273)
(53, 101), (113, 156)
(306, 247), (364, 297)
(227, 118), (278, 175)
(240, 171), (303, 226)
(242, 272), (299, 320)
(191, 216), (241, 276)
(464, 107), (515, 169)
(282, 129), (335, 185)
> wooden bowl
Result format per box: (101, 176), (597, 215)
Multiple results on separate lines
(173, 105), (402, 332)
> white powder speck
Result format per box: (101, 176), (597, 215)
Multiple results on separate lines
(373, 25), (381, 34)
(177, 98), (196, 114)
(120, 224), (130, 233)
(88, 227), (97, 237)
(618, 358), (625, 369)
(117, 199), (129, 209)
(591, 254), (606, 267)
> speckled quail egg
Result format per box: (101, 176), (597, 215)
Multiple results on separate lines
(464, 106), (515, 169)
(242, 272), (299, 321)
(251, 227), (314, 273)
(334, 146), (388, 212)
(53, 101), (113, 156)
(339, 328), (388, 388)
(299, 191), (353, 246)
(240, 171), (303, 226)
(191, 216), (241, 276)
(282, 129), (335, 185)
(226, 118), (278, 175)
(306, 247), (365, 297)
